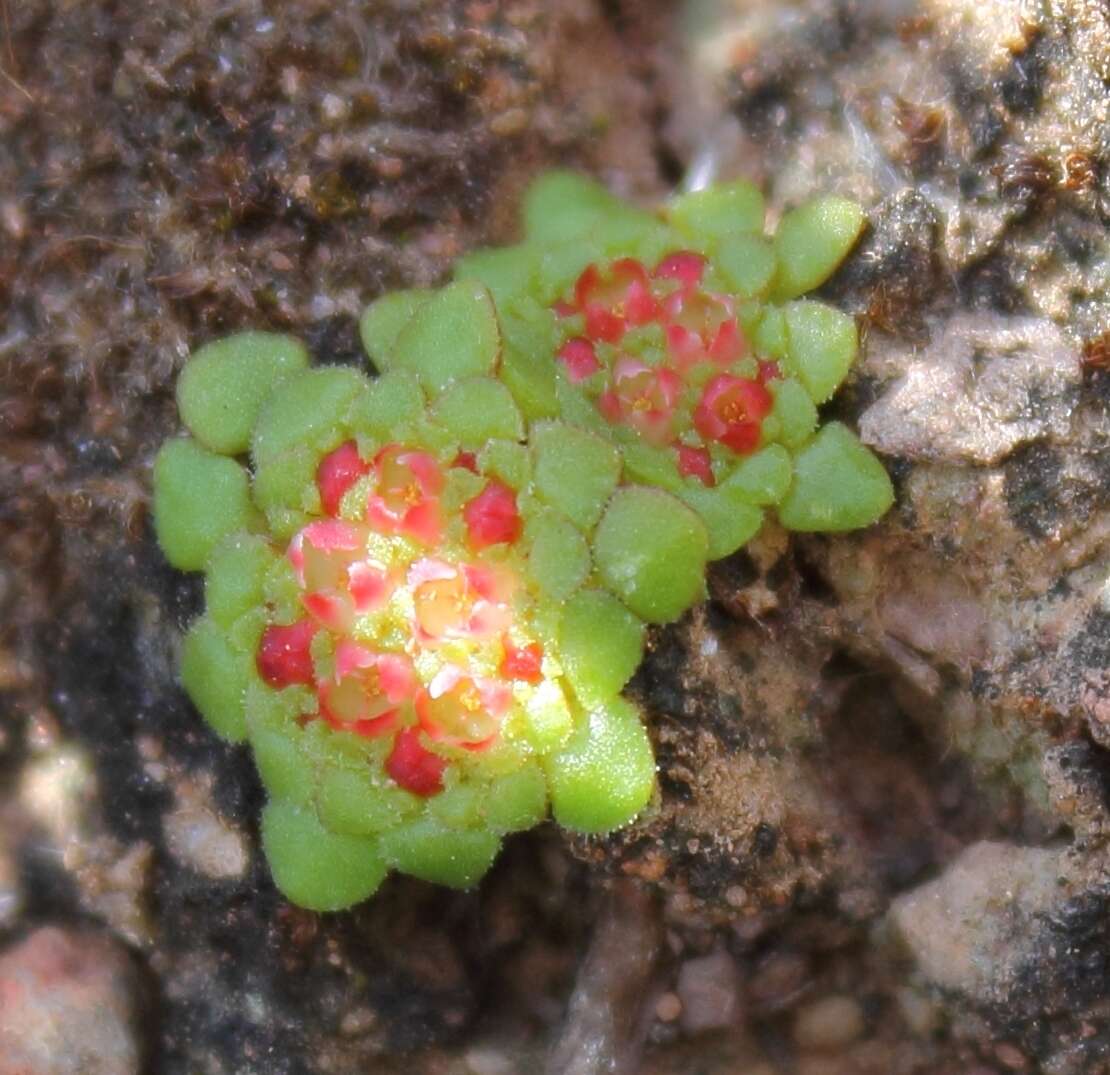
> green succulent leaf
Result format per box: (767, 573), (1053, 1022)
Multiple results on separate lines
(359, 289), (431, 369)
(532, 421), (622, 531)
(177, 332), (309, 456)
(768, 377), (819, 448)
(430, 376), (524, 446)
(252, 367), (370, 466)
(205, 532), (276, 629)
(153, 438), (259, 571)
(669, 180), (765, 240)
(483, 765), (548, 834)
(558, 588), (645, 705)
(378, 818), (501, 889)
(714, 234), (777, 298)
(783, 301), (858, 403)
(778, 421), (894, 531)
(262, 799), (388, 910)
(546, 697), (655, 833)
(772, 194), (865, 301)
(388, 280), (500, 391)
(594, 486), (708, 623)
(525, 508), (591, 601)
(180, 616), (256, 742)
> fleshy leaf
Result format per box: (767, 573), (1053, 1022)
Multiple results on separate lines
(668, 181), (765, 241)
(526, 508), (591, 601)
(531, 421), (622, 531)
(262, 799), (388, 910)
(252, 367), (370, 466)
(778, 421), (894, 531)
(593, 486), (708, 623)
(430, 376), (524, 446)
(783, 301), (858, 403)
(378, 818), (501, 888)
(180, 616), (256, 742)
(153, 439), (258, 571)
(772, 194), (865, 301)
(546, 697), (655, 833)
(558, 589), (645, 704)
(205, 532), (276, 628)
(177, 332), (309, 455)
(389, 280), (500, 391)
(714, 234), (777, 298)
(359, 289), (431, 369)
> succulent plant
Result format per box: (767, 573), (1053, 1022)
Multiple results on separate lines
(153, 171), (892, 909)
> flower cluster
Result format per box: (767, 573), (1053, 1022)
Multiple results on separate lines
(153, 172), (893, 910)
(552, 251), (778, 482)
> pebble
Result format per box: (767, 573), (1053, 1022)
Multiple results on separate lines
(162, 778), (249, 881)
(655, 992), (682, 1023)
(792, 994), (866, 1053)
(0, 927), (141, 1075)
(675, 947), (743, 1035)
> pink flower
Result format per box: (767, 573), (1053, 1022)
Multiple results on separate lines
(556, 337), (602, 383)
(289, 520), (391, 631)
(597, 357), (682, 444)
(317, 641), (415, 739)
(663, 290), (745, 371)
(415, 665), (511, 751)
(366, 444), (444, 546)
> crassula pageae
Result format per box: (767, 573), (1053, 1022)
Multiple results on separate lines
(153, 172), (892, 910)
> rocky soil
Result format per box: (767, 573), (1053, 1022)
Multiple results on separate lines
(0, 1), (1107, 1073)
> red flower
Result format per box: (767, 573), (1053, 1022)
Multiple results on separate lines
(556, 337), (602, 383)
(500, 638), (543, 683)
(573, 258), (658, 342)
(463, 480), (521, 550)
(597, 357), (682, 444)
(316, 440), (369, 517)
(653, 250), (707, 290)
(693, 374), (772, 455)
(410, 559), (513, 644)
(366, 445), (444, 546)
(386, 728), (446, 796)
(256, 619), (318, 688)
(676, 445), (715, 486)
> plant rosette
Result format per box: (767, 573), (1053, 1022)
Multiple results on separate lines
(443, 172), (894, 563)
(153, 172), (895, 911)
(154, 324), (655, 911)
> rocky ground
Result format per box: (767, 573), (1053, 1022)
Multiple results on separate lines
(0, 1), (1107, 1073)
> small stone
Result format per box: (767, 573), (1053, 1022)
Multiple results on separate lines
(995, 1042), (1029, 1070)
(465, 1044), (516, 1075)
(792, 994), (866, 1052)
(655, 992), (682, 1022)
(162, 778), (250, 881)
(0, 927), (141, 1075)
(675, 947), (743, 1034)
